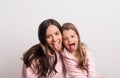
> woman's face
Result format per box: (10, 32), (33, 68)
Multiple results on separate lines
(62, 29), (78, 53)
(46, 25), (62, 51)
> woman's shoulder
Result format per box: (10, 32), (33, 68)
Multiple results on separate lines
(22, 44), (44, 66)
(29, 44), (42, 51)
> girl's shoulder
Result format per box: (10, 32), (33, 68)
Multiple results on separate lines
(81, 42), (93, 57)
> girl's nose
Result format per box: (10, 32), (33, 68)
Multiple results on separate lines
(68, 37), (72, 42)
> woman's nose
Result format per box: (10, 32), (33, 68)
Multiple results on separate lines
(52, 35), (57, 41)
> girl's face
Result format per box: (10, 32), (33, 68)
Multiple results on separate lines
(46, 25), (62, 51)
(62, 29), (78, 52)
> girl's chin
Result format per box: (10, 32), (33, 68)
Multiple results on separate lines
(69, 49), (77, 52)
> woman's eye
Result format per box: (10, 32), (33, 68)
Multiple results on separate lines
(46, 35), (51, 38)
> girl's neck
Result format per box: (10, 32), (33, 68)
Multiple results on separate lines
(71, 51), (80, 60)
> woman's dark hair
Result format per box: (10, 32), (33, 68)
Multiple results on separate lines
(23, 19), (62, 77)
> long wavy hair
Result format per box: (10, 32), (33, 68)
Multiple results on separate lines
(62, 23), (88, 72)
(23, 19), (62, 78)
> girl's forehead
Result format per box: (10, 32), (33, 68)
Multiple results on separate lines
(63, 29), (74, 33)
(63, 29), (76, 35)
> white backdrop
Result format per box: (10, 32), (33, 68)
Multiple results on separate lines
(0, 0), (120, 78)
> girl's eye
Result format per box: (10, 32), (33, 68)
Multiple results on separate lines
(71, 35), (74, 38)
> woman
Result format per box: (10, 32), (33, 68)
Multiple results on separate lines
(22, 19), (66, 78)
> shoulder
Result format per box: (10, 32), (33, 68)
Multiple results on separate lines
(61, 48), (69, 54)
(26, 44), (44, 56)
(22, 64), (37, 78)
(23, 44), (43, 59)
(82, 46), (93, 58)
(22, 44), (44, 66)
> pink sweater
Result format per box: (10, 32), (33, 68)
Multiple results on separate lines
(22, 52), (66, 78)
(62, 48), (96, 78)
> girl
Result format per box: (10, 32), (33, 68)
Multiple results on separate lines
(62, 23), (96, 78)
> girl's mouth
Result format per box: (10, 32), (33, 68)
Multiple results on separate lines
(69, 43), (76, 51)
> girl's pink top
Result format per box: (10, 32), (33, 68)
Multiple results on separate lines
(22, 52), (66, 78)
(62, 48), (96, 78)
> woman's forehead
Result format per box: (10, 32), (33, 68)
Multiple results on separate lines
(46, 25), (60, 34)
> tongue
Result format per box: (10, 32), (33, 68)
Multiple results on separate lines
(70, 45), (76, 51)
(54, 44), (60, 51)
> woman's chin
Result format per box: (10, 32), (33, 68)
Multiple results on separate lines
(55, 48), (61, 52)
